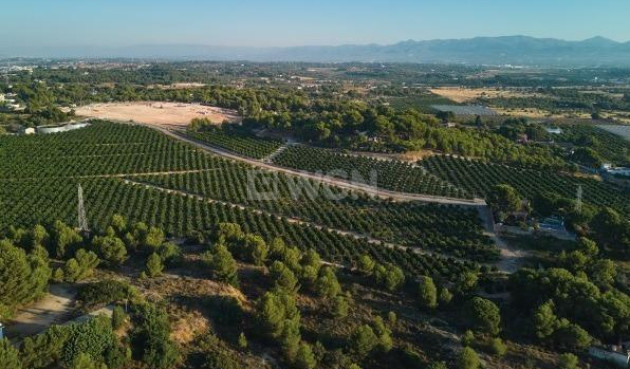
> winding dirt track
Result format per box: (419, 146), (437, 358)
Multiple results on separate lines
(156, 127), (487, 206)
(131, 122), (526, 273)
(123, 178), (471, 264)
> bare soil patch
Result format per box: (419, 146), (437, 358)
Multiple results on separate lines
(75, 102), (240, 129)
(430, 87), (535, 103)
(6, 284), (76, 338)
(493, 107), (593, 120)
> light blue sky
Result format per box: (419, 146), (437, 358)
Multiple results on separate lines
(1, 0), (628, 48)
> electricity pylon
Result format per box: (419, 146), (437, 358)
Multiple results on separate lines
(77, 184), (89, 233)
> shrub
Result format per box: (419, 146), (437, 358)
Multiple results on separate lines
(558, 353), (580, 369)
(457, 347), (481, 369)
(418, 276), (438, 310)
(145, 253), (164, 278)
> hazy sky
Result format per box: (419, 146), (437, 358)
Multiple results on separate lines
(1, 0), (629, 48)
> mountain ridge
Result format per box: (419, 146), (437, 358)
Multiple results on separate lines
(2, 35), (630, 67)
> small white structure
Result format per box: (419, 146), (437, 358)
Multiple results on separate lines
(37, 121), (90, 135)
(589, 346), (630, 368)
(19, 127), (36, 135)
(545, 127), (563, 134)
(0, 94), (5, 103)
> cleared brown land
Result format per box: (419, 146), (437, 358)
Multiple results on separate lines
(75, 102), (240, 129)
(430, 87), (535, 103)
(148, 83), (207, 90)
(493, 107), (593, 119)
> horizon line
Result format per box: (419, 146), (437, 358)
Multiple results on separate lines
(1, 34), (629, 51)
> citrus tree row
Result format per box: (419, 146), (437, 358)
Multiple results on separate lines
(271, 145), (469, 198)
(421, 155), (630, 213)
(0, 177), (476, 280)
(186, 129), (284, 159)
(557, 124), (630, 165)
(133, 170), (498, 261)
(0, 121), (232, 178)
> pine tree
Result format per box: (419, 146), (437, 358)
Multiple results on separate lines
(418, 276), (438, 310)
(0, 338), (22, 369)
(206, 243), (239, 287)
(293, 342), (317, 369)
(315, 267), (341, 299)
(145, 253), (164, 278)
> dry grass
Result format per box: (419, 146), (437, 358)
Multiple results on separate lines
(148, 83), (207, 90)
(142, 275), (249, 306)
(170, 310), (210, 345)
(493, 107), (593, 119)
(75, 102), (240, 129)
(430, 87), (535, 103)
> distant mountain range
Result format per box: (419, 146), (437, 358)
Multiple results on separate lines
(3, 36), (630, 67)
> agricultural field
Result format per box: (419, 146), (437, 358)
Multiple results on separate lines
(2, 61), (630, 369)
(0, 121), (482, 276)
(0, 177), (477, 279)
(186, 129), (284, 159)
(597, 124), (630, 142)
(431, 105), (498, 116)
(133, 171), (497, 261)
(421, 155), (630, 213)
(556, 124), (630, 165)
(271, 145), (470, 198)
(0, 121), (218, 178)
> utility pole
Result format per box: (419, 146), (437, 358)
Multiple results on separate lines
(78, 184), (89, 234)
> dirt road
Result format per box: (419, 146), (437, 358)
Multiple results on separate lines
(155, 127), (486, 206)
(6, 284), (76, 339)
(477, 207), (529, 273)
(130, 122), (524, 273)
(123, 178), (472, 265)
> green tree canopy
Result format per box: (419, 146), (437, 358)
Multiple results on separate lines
(418, 276), (438, 310)
(465, 297), (501, 336)
(487, 184), (522, 218)
(206, 243), (239, 287)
